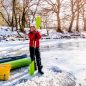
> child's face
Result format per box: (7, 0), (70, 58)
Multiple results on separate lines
(30, 26), (36, 31)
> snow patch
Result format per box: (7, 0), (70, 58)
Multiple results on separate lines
(16, 71), (76, 86)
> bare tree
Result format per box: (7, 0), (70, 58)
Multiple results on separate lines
(56, 0), (62, 32)
(68, 0), (85, 32)
(68, 0), (76, 32)
(1, 0), (86, 33)
(42, 0), (63, 32)
(76, 0), (81, 32)
(0, 0), (12, 26)
(82, 0), (86, 31)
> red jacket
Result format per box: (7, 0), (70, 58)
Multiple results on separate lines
(28, 31), (41, 48)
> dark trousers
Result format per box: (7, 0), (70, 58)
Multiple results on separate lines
(29, 47), (42, 71)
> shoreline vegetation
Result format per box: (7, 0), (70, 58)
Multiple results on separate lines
(0, 27), (86, 41)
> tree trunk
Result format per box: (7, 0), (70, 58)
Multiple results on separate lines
(84, 19), (86, 31)
(82, 3), (86, 31)
(12, 0), (22, 37)
(57, 14), (62, 32)
(76, 12), (79, 32)
(68, 16), (74, 32)
(76, 0), (79, 32)
(11, 14), (14, 31)
(56, 0), (62, 33)
(68, 0), (74, 33)
(21, 9), (25, 33)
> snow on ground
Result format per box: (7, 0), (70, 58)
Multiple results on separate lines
(41, 46), (86, 86)
(0, 39), (86, 86)
(0, 28), (86, 85)
(0, 27), (26, 41)
(16, 71), (76, 86)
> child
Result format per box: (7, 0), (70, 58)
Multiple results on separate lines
(28, 26), (44, 74)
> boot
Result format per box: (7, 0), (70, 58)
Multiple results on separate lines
(38, 65), (44, 75)
(36, 58), (44, 74)
(38, 70), (44, 75)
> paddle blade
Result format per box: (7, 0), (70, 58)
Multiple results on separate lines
(29, 61), (35, 76)
(36, 16), (41, 29)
